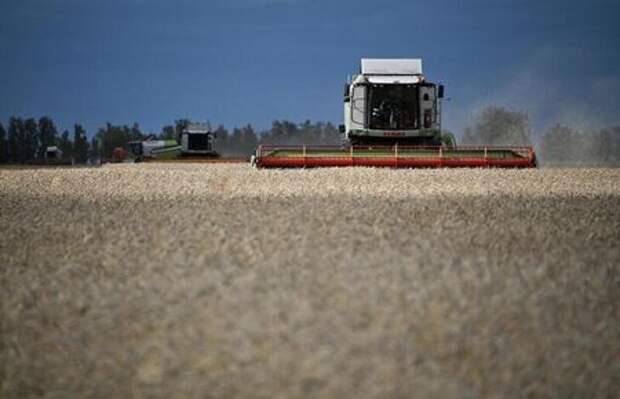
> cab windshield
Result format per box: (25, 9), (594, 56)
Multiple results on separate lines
(367, 84), (419, 130)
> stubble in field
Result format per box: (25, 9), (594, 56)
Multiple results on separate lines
(1, 164), (619, 398)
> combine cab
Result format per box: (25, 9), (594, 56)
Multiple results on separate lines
(45, 146), (63, 162)
(253, 58), (537, 168)
(43, 146), (72, 165)
(180, 123), (219, 158)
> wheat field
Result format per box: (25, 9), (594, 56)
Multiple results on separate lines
(1, 164), (619, 398)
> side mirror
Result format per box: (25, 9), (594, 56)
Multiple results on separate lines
(438, 85), (445, 99)
(343, 83), (350, 102)
(338, 124), (346, 134)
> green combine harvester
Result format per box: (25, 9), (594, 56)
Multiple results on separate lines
(128, 123), (219, 162)
(129, 139), (182, 161)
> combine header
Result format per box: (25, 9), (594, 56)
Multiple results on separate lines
(254, 145), (535, 168)
(252, 58), (537, 168)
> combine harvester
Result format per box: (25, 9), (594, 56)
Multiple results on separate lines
(128, 123), (220, 162)
(128, 138), (182, 162)
(252, 59), (536, 168)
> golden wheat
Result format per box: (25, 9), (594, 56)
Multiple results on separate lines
(1, 164), (619, 398)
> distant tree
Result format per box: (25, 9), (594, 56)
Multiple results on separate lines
(540, 124), (580, 165)
(540, 124), (620, 166)
(221, 125), (258, 156)
(594, 127), (620, 165)
(58, 130), (73, 160)
(160, 125), (176, 140)
(130, 123), (143, 141)
(89, 137), (101, 163)
(298, 120), (338, 144)
(0, 122), (6, 163)
(38, 117), (58, 159)
(23, 118), (39, 162)
(260, 120), (299, 144)
(229, 127), (243, 155)
(240, 124), (258, 154)
(255, 120), (341, 146)
(73, 124), (89, 163)
(174, 119), (191, 142)
(95, 123), (145, 159)
(7, 117), (23, 163)
(213, 125), (229, 154)
(299, 120), (318, 142)
(321, 122), (340, 144)
(94, 126), (109, 159)
(280, 121), (299, 143)
(203, 120), (339, 155)
(462, 106), (532, 146)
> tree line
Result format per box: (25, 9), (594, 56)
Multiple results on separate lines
(0, 117), (340, 163)
(214, 120), (340, 156)
(0, 111), (617, 165)
(157, 119), (340, 156)
(0, 117), (88, 164)
(460, 106), (619, 166)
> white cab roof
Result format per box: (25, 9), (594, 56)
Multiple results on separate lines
(366, 75), (422, 84)
(361, 58), (423, 75)
(184, 123), (211, 134)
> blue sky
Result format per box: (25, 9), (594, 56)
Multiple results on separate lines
(1, 0), (619, 137)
